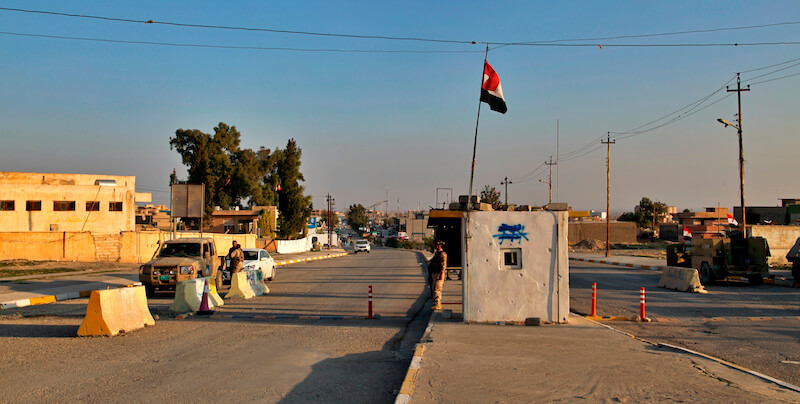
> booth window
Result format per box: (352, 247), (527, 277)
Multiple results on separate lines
(86, 201), (100, 211)
(502, 248), (522, 269)
(0, 200), (14, 211)
(109, 202), (123, 212)
(26, 200), (41, 211)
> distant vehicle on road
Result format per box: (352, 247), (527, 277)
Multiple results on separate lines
(354, 240), (371, 253)
(139, 238), (222, 297)
(223, 248), (276, 283)
(667, 235), (770, 284)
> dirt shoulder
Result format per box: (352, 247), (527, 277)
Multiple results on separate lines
(0, 260), (139, 280)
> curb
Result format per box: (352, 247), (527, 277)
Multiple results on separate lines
(0, 282), (142, 311)
(395, 309), (437, 404)
(569, 256), (665, 271)
(570, 257), (799, 288)
(275, 252), (347, 267)
(199, 314), (409, 321)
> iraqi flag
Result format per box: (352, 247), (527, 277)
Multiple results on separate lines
(727, 213), (739, 226)
(480, 61), (507, 114)
(683, 226), (693, 239)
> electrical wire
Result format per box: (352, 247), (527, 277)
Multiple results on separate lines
(740, 55), (800, 73)
(746, 71), (800, 86)
(0, 31), (480, 53)
(3, 7), (799, 48)
(741, 60), (800, 82)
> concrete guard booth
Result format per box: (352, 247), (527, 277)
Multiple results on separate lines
(428, 209), (569, 324)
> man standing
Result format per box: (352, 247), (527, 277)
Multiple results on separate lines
(229, 240), (244, 274)
(427, 241), (447, 310)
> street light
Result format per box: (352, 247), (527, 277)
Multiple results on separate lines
(717, 118), (736, 128)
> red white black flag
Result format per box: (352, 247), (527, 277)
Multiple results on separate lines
(481, 61), (507, 114)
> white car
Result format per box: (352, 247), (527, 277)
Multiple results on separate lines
(226, 248), (276, 282)
(354, 240), (371, 253)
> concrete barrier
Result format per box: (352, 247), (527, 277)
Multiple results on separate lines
(658, 267), (707, 293)
(77, 286), (155, 336)
(170, 278), (223, 313)
(225, 271), (256, 299)
(251, 270), (270, 295)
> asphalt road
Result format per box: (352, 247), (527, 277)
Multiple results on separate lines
(0, 247), (431, 403)
(570, 260), (800, 387)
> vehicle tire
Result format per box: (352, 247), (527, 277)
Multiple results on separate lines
(747, 274), (763, 285)
(145, 285), (155, 298)
(268, 266), (275, 281)
(793, 262), (800, 282)
(699, 262), (713, 285)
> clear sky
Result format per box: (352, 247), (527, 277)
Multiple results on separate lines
(1, 1), (798, 214)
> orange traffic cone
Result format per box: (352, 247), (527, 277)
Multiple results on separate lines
(197, 278), (214, 315)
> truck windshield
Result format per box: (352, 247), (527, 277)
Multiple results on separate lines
(160, 243), (201, 257)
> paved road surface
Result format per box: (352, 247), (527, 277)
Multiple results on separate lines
(570, 260), (800, 386)
(0, 248), (430, 403)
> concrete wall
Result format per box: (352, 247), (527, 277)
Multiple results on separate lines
(0, 231), (255, 264)
(276, 234), (313, 254)
(464, 211), (569, 324)
(748, 225), (800, 265)
(0, 172), (142, 233)
(568, 221), (637, 245)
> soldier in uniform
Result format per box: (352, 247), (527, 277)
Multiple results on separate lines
(427, 241), (448, 310)
(229, 241), (245, 274)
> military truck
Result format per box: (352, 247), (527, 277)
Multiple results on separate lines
(786, 237), (800, 281)
(667, 234), (770, 285)
(139, 238), (223, 297)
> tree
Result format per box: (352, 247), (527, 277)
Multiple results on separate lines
(480, 185), (502, 209)
(347, 204), (369, 233)
(619, 197), (668, 229)
(321, 210), (339, 229)
(276, 139), (312, 239)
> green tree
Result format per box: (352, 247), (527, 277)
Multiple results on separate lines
(347, 204), (369, 232)
(480, 185), (502, 209)
(258, 210), (275, 238)
(170, 122), (244, 217)
(321, 210), (340, 229)
(276, 139), (312, 239)
(619, 197), (668, 229)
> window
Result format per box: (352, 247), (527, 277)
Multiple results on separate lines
(0, 200), (14, 211)
(502, 248), (522, 270)
(86, 201), (100, 211)
(53, 201), (76, 211)
(109, 202), (123, 212)
(26, 200), (41, 211)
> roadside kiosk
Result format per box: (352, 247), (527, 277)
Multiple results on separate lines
(428, 208), (569, 324)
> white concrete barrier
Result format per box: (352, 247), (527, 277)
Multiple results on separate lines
(658, 267), (706, 293)
(170, 277), (223, 313)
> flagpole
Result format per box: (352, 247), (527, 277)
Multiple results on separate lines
(464, 44), (489, 319)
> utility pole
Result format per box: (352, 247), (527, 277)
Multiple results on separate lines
(601, 132), (615, 257)
(325, 193), (335, 250)
(545, 156), (556, 205)
(727, 73), (750, 236)
(500, 177), (513, 206)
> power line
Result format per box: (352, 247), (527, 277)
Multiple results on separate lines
(0, 31), (480, 53)
(3, 7), (799, 47)
(741, 60), (800, 82)
(740, 55), (800, 73)
(746, 71), (800, 86)
(0, 7), (476, 45)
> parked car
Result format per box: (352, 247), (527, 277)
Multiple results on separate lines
(222, 248), (276, 283)
(139, 238), (222, 297)
(354, 240), (371, 253)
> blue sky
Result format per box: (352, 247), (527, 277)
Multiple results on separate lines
(1, 1), (799, 213)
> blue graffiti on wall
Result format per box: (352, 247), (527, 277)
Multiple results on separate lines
(493, 223), (529, 245)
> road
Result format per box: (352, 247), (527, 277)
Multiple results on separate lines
(0, 248), (431, 403)
(569, 260), (800, 386)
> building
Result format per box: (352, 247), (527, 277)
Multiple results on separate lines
(0, 171), (150, 233)
(209, 205), (277, 235)
(136, 204), (171, 231)
(399, 211), (434, 242)
(669, 207), (729, 239)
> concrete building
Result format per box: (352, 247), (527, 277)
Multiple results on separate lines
(671, 207), (729, 239)
(399, 211), (434, 242)
(209, 206), (277, 236)
(136, 204), (171, 231)
(0, 171), (150, 233)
